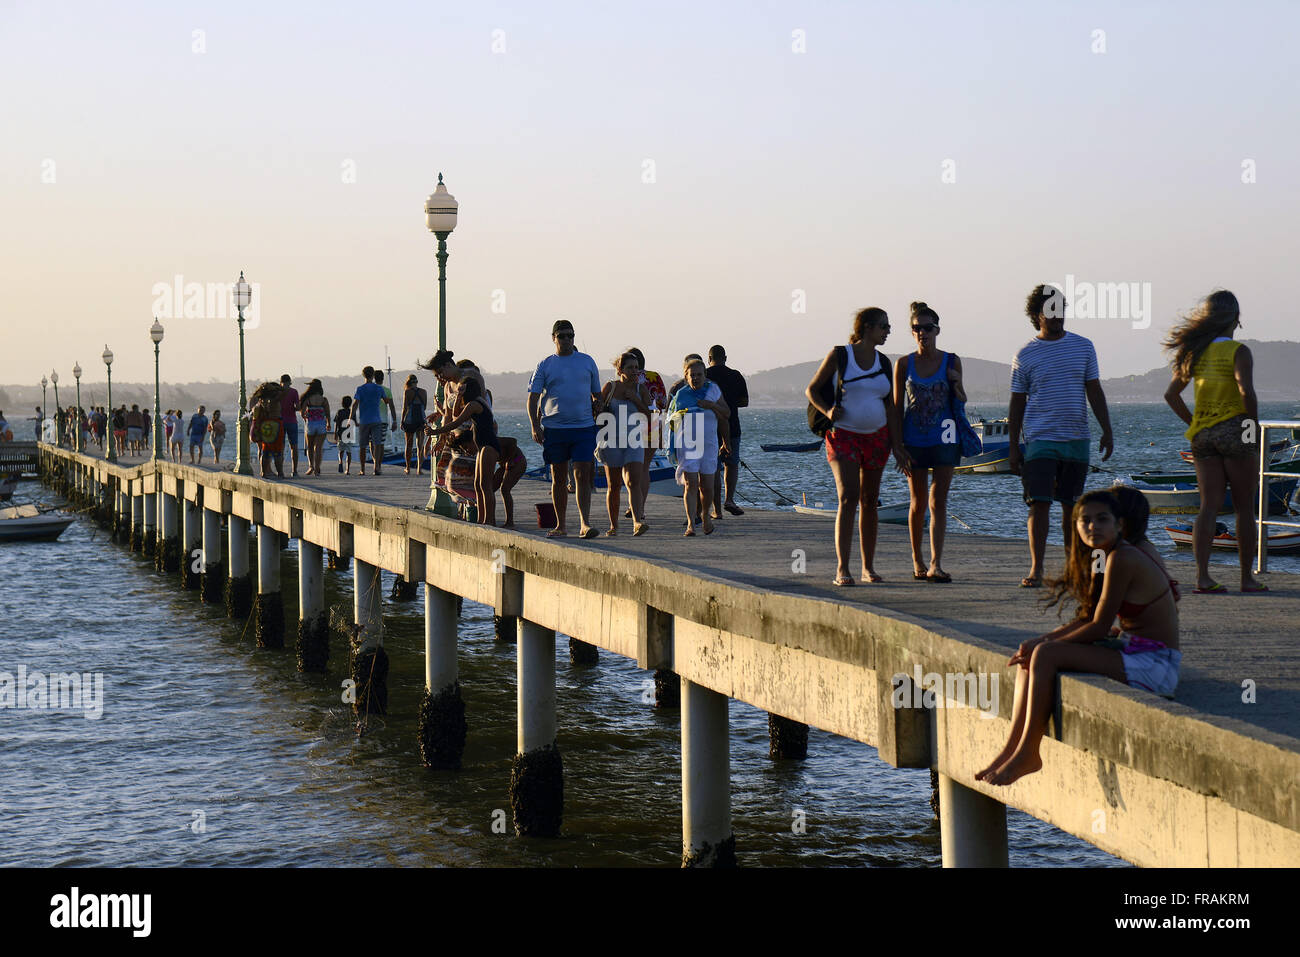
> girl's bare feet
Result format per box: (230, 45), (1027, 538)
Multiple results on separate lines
(976, 740), (1020, 782)
(862, 568), (884, 583)
(984, 750), (1043, 786)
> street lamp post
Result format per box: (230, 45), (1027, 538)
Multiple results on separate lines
(73, 362), (83, 452)
(40, 376), (48, 442)
(103, 346), (116, 463)
(150, 320), (164, 462)
(233, 272), (253, 475)
(51, 370), (60, 446)
(424, 173), (459, 514)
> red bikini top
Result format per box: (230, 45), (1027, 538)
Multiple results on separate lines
(1117, 544), (1180, 619)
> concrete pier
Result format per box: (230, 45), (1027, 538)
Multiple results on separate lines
(296, 540), (328, 672)
(352, 559), (388, 716)
(158, 490), (180, 573)
(681, 678), (734, 867)
(181, 496), (201, 589)
(511, 619), (562, 836)
(39, 444), (1300, 868)
(226, 515), (252, 619)
(419, 584), (466, 769)
(255, 525), (285, 648)
(201, 508), (224, 604)
(939, 773), (1009, 867)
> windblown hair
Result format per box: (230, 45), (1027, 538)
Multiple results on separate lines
(419, 349), (455, 372)
(613, 351), (639, 372)
(910, 301), (940, 326)
(302, 378), (324, 401)
(250, 381), (283, 406)
(1162, 290), (1240, 380)
(849, 307), (888, 344)
(625, 346), (647, 370)
(1025, 285), (1066, 331)
(1044, 489), (1123, 620)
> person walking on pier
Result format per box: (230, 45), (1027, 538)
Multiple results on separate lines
(334, 396), (356, 474)
(624, 346), (666, 520)
(353, 366), (388, 476)
(668, 357), (729, 535)
(125, 405), (143, 455)
(527, 320), (603, 538)
(1009, 284), (1113, 588)
(805, 307), (903, 585)
(706, 345), (749, 517)
(250, 381), (286, 479)
(188, 406), (209, 464)
(280, 375), (301, 477)
(893, 302), (965, 582)
(299, 379), (330, 477)
(208, 409), (225, 463)
(1161, 290), (1266, 594)
(401, 374), (428, 475)
(977, 489), (1181, 786)
(596, 351), (653, 536)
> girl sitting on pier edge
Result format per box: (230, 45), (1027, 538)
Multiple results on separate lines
(977, 489), (1181, 786)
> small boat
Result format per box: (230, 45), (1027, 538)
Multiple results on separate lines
(1164, 521), (1300, 554)
(794, 494), (917, 524)
(1141, 443), (1300, 485)
(1133, 476), (1298, 515)
(761, 441), (822, 453)
(953, 418), (1017, 474)
(0, 504), (74, 542)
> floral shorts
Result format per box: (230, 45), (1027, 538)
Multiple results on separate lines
(825, 425), (890, 469)
(1191, 413), (1255, 460)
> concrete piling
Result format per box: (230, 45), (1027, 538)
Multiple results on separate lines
(768, 713), (809, 760)
(158, 492), (180, 573)
(510, 619), (562, 836)
(255, 525), (284, 648)
(181, 497), (201, 589)
(201, 509), (224, 604)
(681, 678), (735, 867)
(568, 637), (599, 665)
(351, 559), (388, 716)
(296, 540), (328, 672)
(419, 584), (466, 769)
(938, 773), (1008, 867)
(225, 515), (252, 619)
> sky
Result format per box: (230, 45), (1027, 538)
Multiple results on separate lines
(2, 0), (1297, 389)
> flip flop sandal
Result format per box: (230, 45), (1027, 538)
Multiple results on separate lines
(927, 572), (953, 583)
(1242, 584), (1270, 593)
(1020, 577), (1042, 588)
(1193, 583), (1228, 594)
(833, 576), (855, 586)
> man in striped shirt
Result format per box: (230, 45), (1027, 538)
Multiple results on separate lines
(1008, 284), (1114, 587)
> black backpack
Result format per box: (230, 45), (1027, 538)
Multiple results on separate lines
(807, 346), (889, 437)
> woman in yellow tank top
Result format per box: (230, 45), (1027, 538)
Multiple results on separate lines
(1162, 290), (1264, 593)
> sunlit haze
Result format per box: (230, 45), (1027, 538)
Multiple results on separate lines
(3, 0), (1297, 387)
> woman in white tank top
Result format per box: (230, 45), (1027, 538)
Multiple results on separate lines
(805, 307), (906, 585)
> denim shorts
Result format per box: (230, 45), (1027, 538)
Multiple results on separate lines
(283, 421), (299, 449)
(542, 425), (597, 465)
(1121, 646), (1182, 698)
(905, 442), (961, 470)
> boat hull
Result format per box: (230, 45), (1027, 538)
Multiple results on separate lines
(1164, 522), (1300, 554)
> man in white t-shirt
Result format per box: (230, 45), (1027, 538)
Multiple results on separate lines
(1008, 284), (1113, 587)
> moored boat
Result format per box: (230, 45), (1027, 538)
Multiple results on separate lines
(0, 504), (74, 542)
(1164, 521), (1300, 554)
(1133, 476), (1298, 515)
(761, 441), (822, 453)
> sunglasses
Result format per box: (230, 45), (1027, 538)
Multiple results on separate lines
(912, 323), (938, 333)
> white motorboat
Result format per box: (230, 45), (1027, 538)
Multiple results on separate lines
(0, 504), (74, 542)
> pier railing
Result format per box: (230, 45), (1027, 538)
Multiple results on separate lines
(0, 441), (41, 476)
(1257, 421), (1300, 573)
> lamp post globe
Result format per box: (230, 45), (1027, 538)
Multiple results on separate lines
(424, 173), (459, 514)
(73, 362), (83, 452)
(232, 271), (253, 475)
(150, 319), (164, 462)
(103, 346), (116, 462)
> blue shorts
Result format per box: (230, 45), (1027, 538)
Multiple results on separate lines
(542, 425), (597, 466)
(358, 422), (387, 449)
(905, 442), (961, 470)
(283, 421), (299, 449)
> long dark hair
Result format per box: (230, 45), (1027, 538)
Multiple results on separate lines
(302, 378), (323, 401)
(1045, 489), (1123, 620)
(1163, 290), (1240, 379)
(419, 349), (455, 372)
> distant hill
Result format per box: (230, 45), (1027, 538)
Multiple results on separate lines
(6, 340), (1294, 416)
(741, 338), (1299, 410)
